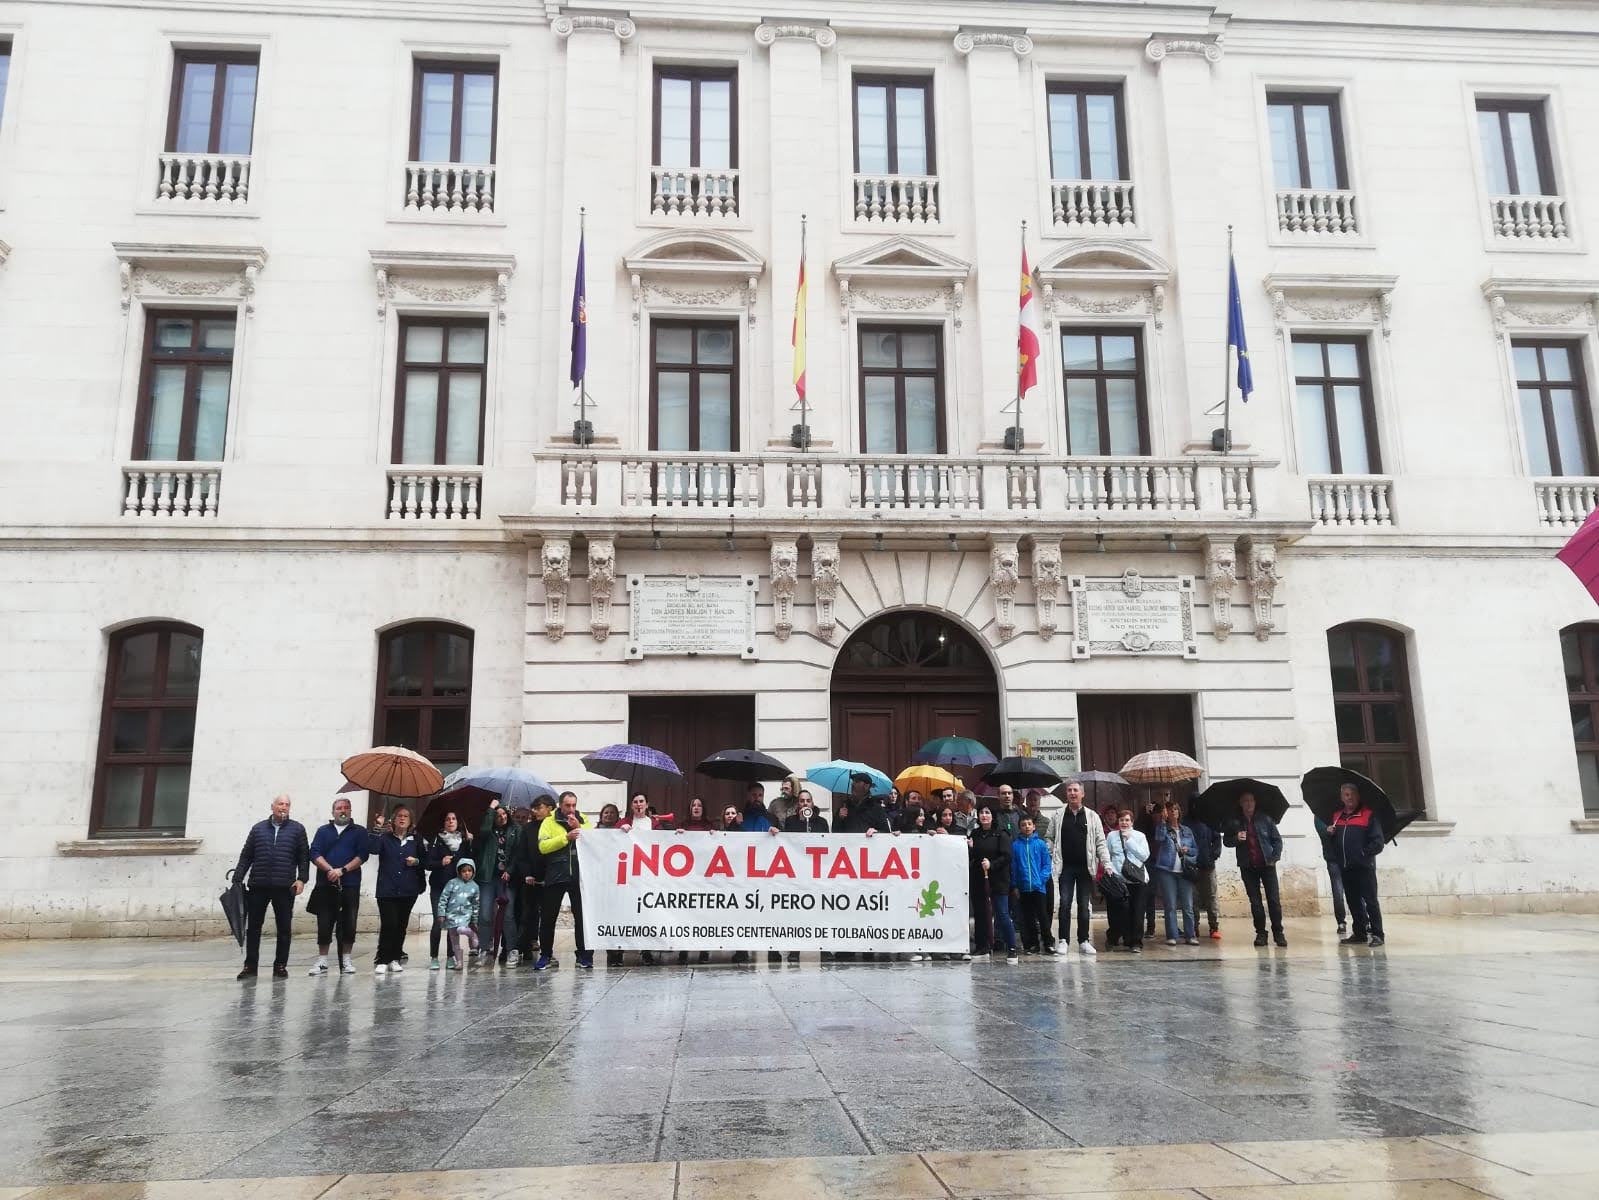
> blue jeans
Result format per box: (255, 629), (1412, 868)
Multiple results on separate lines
(975, 890), (1018, 954)
(477, 873), (517, 956)
(1155, 869), (1195, 941)
(1326, 861), (1348, 925)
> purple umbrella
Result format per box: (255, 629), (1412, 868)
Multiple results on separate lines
(581, 743), (683, 792)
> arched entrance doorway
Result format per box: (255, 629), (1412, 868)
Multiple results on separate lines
(830, 610), (1001, 780)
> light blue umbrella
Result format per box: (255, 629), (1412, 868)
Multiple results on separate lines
(805, 760), (893, 798)
(438, 765), (558, 809)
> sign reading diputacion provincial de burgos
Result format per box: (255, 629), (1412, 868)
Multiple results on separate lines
(577, 831), (971, 953)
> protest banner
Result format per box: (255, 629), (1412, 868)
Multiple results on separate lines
(576, 830), (971, 953)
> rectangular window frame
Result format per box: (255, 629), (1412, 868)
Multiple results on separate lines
(130, 309), (237, 463)
(852, 73), (936, 176)
(1328, 625), (1426, 816)
(651, 64), (739, 170)
(1476, 97), (1555, 197)
(1290, 334), (1381, 475)
(1044, 81), (1128, 181)
(164, 48), (259, 155)
(856, 322), (947, 455)
(648, 317), (741, 452)
(1512, 337), (1595, 477)
(391, 315), (490, 466)
(0, 36), (12, 135)
(1563, 626), (1599, 816)
(1265, 90), (1349, 191)
(408, 58), (500, 164)
(1059, 325), (1151, 457)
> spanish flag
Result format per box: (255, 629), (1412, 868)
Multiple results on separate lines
(792, 252), (807, 403)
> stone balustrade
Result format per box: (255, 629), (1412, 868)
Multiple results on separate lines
(622, 456), (762, 507)
(1275, 187), (1360, 235)
(1050, 179), (1137, 232)
(155, 153), (252, 204)
(1534, 478), (1599, 529)
(850, 459), (983, 510)
(1308, 475), (1394, 527)
(404, 162), (496, 215)
(853, 174), (940, 224)
(122, 464), (221, 518)
(1489, 194), (1569, 241)
(650, 167), (739, 218)
(386, 467), (482, 520)
(1063, 459), (1199, 512)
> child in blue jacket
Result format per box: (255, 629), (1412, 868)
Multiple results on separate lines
(1010, 816), (1056, 955)
(436, 858), (481, 970)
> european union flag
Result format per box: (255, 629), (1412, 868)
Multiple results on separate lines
(1227, 254), (1253, 400)
(569, 231), (587, 390)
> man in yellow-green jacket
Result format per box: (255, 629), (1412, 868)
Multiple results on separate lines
(534, 791), (593, 970)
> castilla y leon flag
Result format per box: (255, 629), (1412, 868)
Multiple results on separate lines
(569, 228), (587, 390)
(1018, 249), (1042, 397)
(1558, 507), (1599, 606)
(791, 253), (808, 403)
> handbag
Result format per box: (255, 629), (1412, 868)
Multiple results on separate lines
(1098, 869), (1128, 901)
(1115, 833), (1148, 885)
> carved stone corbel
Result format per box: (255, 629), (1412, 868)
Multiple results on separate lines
(552, 14), (636, 41)
(587, 537), (616, 642)
(1031, 540), (1063, 640)
(771, 539), (799, 641)
(1144, 36), (1224, 64)
(542, 538), (572, 642)
(376, 268), (389, 320)
(242, 264), (259, 316)
(746, 275), (759, 326)
(495, 272), (509, 323)
(812, 538), (841, 640)
(1204, 537), (1238, 641)
(1245, 539), (1280, 641)
(990, 539), (1020, 641)
(754, 23), (837, 49)
(953, 30), (1034, 56)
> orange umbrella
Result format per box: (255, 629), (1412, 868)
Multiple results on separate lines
(341, 746), (444, 798)
(894, 764), (959, 798)
(1120, 749), (1203, 785)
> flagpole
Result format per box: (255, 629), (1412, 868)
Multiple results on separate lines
(1220, 223), (1234, 455)
(1012, 219), (1026, 455)
(577, 206), (590, 447)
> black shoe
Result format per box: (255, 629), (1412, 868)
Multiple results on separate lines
(641, 951), (656, 965)
(606, 950), (623, 967)
(1273, 932), (1288, 947)
(272, 964), (289, 979)
(677, 951), (689, 965)
(1340, 934), (1367, 945)
(786, 951), (799, 963)
(697, 951), (709, 964)
(1253, 932), (1268, 947)
(731, 951), (750, 964)
(399, 952), (409, 963)
(1367, 935), (1385, 948)
(236, 966), (257, 980)
(767, 951), (782, 965)
(820, 951), (833, 962)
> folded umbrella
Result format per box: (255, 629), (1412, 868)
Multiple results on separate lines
(1191, 778), (1290, 828)
(1120, 749), (1203, 785)
(983, 756), (1062, 790)
(219, 869), (246, 951)
(341, 746), (444, 798)
(913, 736), (997, 770)
(806, 760), (893, 798)
(894, 764), (960, 799)
(428, 765), (558, 836)
(1300, 765), (1405, 843)
(696, 749), (794, 783)
(581, 743), (683, 792)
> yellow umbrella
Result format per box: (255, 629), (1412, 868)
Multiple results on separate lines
(895, 764), (959, 798)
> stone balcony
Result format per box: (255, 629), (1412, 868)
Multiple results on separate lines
(1489, 194), (1570, 242)
(403, 161), (496, 216)
(1275, 186), (1360, 236)
(1535, 477), (1599, 529)
(1049, 179), (1137, 234)
(121, 463), (221, 518)
(1307, 474), (1394, 527)
(154, 153), (252, 206)
(386, 466), (482, 521)
(852, 173), (940, 226)
(650, 166), (739, 219)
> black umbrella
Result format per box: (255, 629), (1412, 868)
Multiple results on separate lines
(1191, 778), (1290, 828)
(984, 756), (1062, 790)
(219, 869), (246, 950)
(1300, 766), (1406, 843)
(697, 748), (793, 783)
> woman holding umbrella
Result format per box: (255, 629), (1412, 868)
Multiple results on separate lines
(372, 804), (427, 974)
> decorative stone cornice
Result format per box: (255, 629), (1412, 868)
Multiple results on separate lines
(370, 250), (516, 322)
(113, 242), (268, 316)
(1264, 272), (1398, 339)
(1144, 36), (1223, 64)
(754, 22), (836, 50)
(1481, 276), (1599, 342)
(553, 12), (636, 42)
(954, 30), (1033, 57)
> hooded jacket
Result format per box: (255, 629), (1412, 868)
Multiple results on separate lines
(538, 809), (593, 885)
(436, 860), (480, 929)
(1010, 832), (1052, 894)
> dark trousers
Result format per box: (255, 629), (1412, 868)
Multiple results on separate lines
(1057, 864), (1094, 943)
(429, 879), (447, 958)
(375, 895), (417, 964)
(1143, 875), (1158, 933)
(974, 891), (1017, 954)
(1195, 867), (1219, 932)
(1343, 865), (1383, 938)
(1326, 861), (1349, 925)
(245, 886), (295, 969)
(1016, 890), (1051, 951)
(540, 878), (586, 958)
(315, 890), (359, 952)
(1106, 880), (1144, 948)
(1241, 865), (1283, 934)
(516, 882), (541, 955)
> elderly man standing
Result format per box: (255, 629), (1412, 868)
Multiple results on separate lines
(235, 794), (310, 980)
(1054, 781), (1111, 956)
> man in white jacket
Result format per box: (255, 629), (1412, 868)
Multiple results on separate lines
(1054, 781), (1112, 955)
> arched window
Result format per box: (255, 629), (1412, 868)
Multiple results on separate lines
(91, 622), (203, 836)
(1327, 623), (1423, 812)
(374, 623), (473, 795)
(1561, 624), (1599, 815)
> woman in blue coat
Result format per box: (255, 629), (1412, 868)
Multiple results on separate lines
(1151, 799), (1199, 946)
(373, 804), (428, 974)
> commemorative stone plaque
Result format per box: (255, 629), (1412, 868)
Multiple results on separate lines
(1069, 569), (1198, 660)
(625, 574), (758, 660)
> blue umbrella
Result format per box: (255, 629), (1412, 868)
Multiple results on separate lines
(428, 765), (558, 836)
(805, 759), (893, 798)
(914, 736), (997, 769)
(581, 743), (683, 791)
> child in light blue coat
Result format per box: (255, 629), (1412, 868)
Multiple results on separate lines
(436, 859), (481, 970)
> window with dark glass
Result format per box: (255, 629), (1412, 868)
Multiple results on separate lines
(859, 325), (944, 453)
(91, 623), (202, 836)
(1292, 336), (1379, 475)
(1327, 623), (1424, 814)
(651, 320), (737, 452)
(1062, 328), (1147, 456)
(410, 60), (497, 163)
(653, 67), (735, 169)
(374, 624), (473, 790)
(1562, 625), (1599, 816)
(133, 312), (235, 462)
(1513, 340), (1593, 477)
(0, 40), (12, 130)
(166, 51), (257, 155)
(1477, 99), (1554, 196)
(1047, 83), (1126, 180)
(393, 318), (487, 466)
(853, 76), (934, 175)
(1266, 92), (1347, 190)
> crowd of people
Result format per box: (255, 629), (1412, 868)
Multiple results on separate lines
(232, 775), (1388, 978)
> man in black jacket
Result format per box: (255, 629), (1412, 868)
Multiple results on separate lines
(511, 796), (553, 964)
(835, 774), (891, 833)
(1183, 805), (1224, 939)
(235, 794), (310, 980)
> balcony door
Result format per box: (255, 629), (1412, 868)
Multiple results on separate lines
(649, 319), (738, 502)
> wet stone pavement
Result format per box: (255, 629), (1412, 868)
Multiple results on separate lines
(3, 914), (1599, 1188)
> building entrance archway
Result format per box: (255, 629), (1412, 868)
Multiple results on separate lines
(830, 610), (1001, 786)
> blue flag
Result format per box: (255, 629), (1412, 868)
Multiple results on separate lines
(1227, 254), (1253, 400)
(569, 231), (587, 390)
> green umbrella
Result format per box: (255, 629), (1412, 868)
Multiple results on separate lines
(913, 736), (997, 769)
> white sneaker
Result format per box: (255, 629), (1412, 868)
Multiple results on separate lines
(373, 963), (388, 975)
(307, 958), (328, 976)
(506, 950), (520, 967)
(1005, 953), (1019, 964)
(340, 958), (356, 975)
(1166, 938), (1178, 946)
(1079, 941), (1097, 956)
(1053, 943), (1069, 956)
(909, 953), (924, 962)
(390, 960), (404, 973)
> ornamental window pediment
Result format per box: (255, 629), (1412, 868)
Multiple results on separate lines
(370, 250), (516, 322)
(114, 241), (267, 316)
(1481, 275), (1599, 341)
(625, 230), (765, 325)
(1037, 239), (1168, 329)
(833, 236), (970, 327)
(1265, 272), (1397, 339)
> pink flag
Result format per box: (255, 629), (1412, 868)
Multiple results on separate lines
(1557, 507), (1599, 606)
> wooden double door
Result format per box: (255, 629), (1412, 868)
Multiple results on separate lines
(628, 694), (755, 823)
(830, 692), (999, 789)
